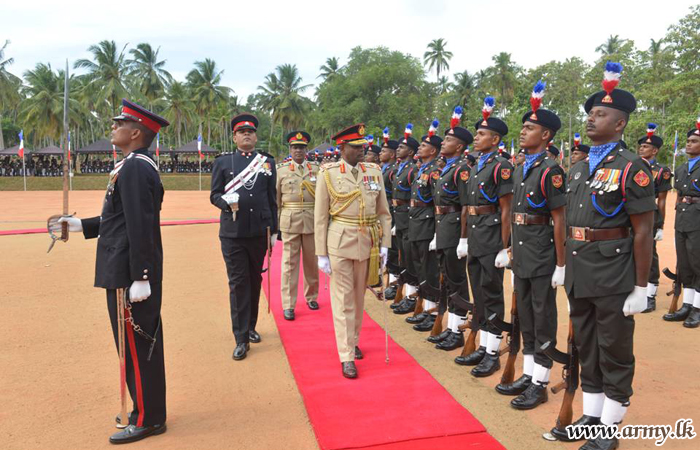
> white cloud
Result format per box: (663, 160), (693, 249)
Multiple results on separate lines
(2, 0), (696, 100)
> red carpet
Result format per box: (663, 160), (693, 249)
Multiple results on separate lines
(0, 219), (218, 236)
(263, 245), (504, 450)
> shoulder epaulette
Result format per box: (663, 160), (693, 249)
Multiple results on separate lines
(320, 161), (341, 172)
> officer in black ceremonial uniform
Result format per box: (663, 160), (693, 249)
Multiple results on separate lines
(211, 113), (278, 361)
(665, 121), (700, 326)
(52, 99), (169, 444)
(496, 92), (567, 411)
(458, 98), (514, 378)
(391, 129), (419, 313)
(565, 65), (655, 450)
(380, 137), (400, 298)
(405, 128), (441, 331)
(636, 126), (672, 313)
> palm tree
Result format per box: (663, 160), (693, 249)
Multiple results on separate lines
(437, 76), (449, 95)
(423, 38), (453, 82)
(452, 71), (476, 108)
(186, 58), (232, 143)
(19, 63), (78, 142)
(74, 40), (131, 115)
(489, 52), (519, 115)
(595, 35), (627, 55)
(318, 57), (341, 80)
(163, 81), (194, 147)
(258, 63), (312, 152)
(0, 40), (22, 149)
(128, 43), (172, 108)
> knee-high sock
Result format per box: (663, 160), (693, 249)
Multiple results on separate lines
(451, 314), (466, 333)
(601, 397), (628, 426)
(683, 288), (695, 305)
(532, 363), (551, 386)
(523, 354), (535, 377)
(479, 330), (488, 348)
(582, 392), (605, 418)
(486, 332), (501, 355)
(694, 291), (700, 308)
(405, 285), (417, 296)
(424, 300), (436, 315)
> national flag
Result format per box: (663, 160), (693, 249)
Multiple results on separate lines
(197, 133), (204, 159)
(674, 130), (679, 156)
(18, 130), (24, 158)
(156, 132), (160, 157)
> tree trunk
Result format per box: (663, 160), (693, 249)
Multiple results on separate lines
(0, 112), (5, 150)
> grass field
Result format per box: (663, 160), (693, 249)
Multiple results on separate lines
(0, 174), (212, 190)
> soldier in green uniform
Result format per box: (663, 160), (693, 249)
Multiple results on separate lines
(427, 108), (473, 348)
(664, 119), (700, 327)
(458, 97), (514, 378)
(380, 132), (400, 299)
(495, 82), (567, 411)
(571, 133), (591, 166)
(405, 122), (442, 330)
(636, 124), (672, 313)
(565, 63), (655, 450)
(391, 126), (419, 314)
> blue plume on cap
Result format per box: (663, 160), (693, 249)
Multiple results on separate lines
(604, 61), (623, 74)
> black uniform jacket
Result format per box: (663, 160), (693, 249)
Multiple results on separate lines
(459, 152), (514, 257)
(392, 160), (415, 232)
(210, 150), (278, 238)
(565, 144), (656, 297)
(674, 159), (700, 233)
(511, 153), (566, 279)
(408, 159), (438, 242)
(82, 149), (163, 289)
(433, 157), (468, 250)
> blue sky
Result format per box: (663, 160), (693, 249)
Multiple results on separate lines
(2, 0), (697, 100)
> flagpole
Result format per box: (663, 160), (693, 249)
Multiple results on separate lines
(22, 151), (27, 192)
(672, 130), (678, 189)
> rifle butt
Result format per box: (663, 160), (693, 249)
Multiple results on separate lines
(550, 380), (567, 395)
(668, 292), (680, 314)
(555, 390), (575, 430)
(500, 354), (517, 385)
(461, 329), (477, 356)
(430, 313), (444, 337)
(413, 297), (424, 316)
(393, 283), (404, 304)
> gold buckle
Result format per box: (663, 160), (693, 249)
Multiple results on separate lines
(468, 206), (477, 216)
(571, 227), (588, 242)
(514, 213), (525, 225)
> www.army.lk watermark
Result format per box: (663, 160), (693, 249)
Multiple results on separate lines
(566, 419), (696, 446)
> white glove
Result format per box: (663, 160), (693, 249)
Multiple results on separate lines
(270, 236), (276, 250)
(380, 247), (388, 267)
(129, 280), (151, 302)
(55, 216), (83, 232)
(318, 255), (332, 275)
(222, 192), (239, 205)
(429, 234), (437, 251)
(551, 265), (566, 289)
(456, 238), (469, 259)
(654, 229), (663, 241)
(391, 226), (396, 236)
(494, 248), (510, 268)
(622, 286), (647, 316)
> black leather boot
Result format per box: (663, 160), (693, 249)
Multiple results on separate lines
(427, 329), (450, 343)
(511, 383), (548, 410)
(495, 374), (532, 396)
(412, 314), (436, 332)
(384, 284), (398, 300)
(580, 435), (619, 450)
(436, 332), (464, 350)
(642, 295), (656, 313)
(683, 307), (700, 328)
(470, 352), (500, 377)
(455, 346), (485, 366)
(550, 415), (600, 441)
(663, 303), (692, 321)
(406, 312), (428, 324)
(393, 297), (417, 314)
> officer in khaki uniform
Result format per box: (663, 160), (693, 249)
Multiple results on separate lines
(277, 131), (320, 321)
(315, 124), (392, 379)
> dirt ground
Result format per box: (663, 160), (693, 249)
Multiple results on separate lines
(0, 190), (697, 450)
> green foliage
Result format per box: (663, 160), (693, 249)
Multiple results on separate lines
(0, 174), (212, 191)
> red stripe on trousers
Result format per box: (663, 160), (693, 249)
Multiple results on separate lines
(125, 307), (146, 427)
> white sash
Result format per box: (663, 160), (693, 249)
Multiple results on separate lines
(224, 153), (267, 193)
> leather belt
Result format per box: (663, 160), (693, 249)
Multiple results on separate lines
(512, 212), (551, 226)
(681, 196), (700, 204)
(410, 199), (433, 208)
(282, 202), (314, 210)
(567, 226), (630, 242)
(467, 205), (498, 216)
(435, 205), (460, 214)
(392, 199), (409, 206)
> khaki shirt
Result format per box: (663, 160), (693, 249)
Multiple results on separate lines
(315, 160), (392, 261)
(276, 160), (320, 234)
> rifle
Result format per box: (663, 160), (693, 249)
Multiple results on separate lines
(541, 321), (579, 439)
(663, 267), (681, 314)
(430, 275), (447, 336)
(418, 280), (441, 317)
(488, 289), (519, 385)
(266, 227), (272, 313)
(458, 306), (479, 356)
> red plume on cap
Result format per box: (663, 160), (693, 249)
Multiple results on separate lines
(601, 62), (623, 103)
(696, 116), (700, 135)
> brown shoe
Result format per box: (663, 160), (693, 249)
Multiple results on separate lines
(342, 361), (358, 379)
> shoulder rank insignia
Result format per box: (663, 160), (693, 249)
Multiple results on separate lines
(501, 168), (511, 180)
(634, 169), (650, 187)
(460, 171), (469, 181)
(552, 174), (563, 189)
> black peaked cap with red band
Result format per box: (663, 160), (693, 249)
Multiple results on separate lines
(231, 113), (259, 132)
(113, 99), (169, 133)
